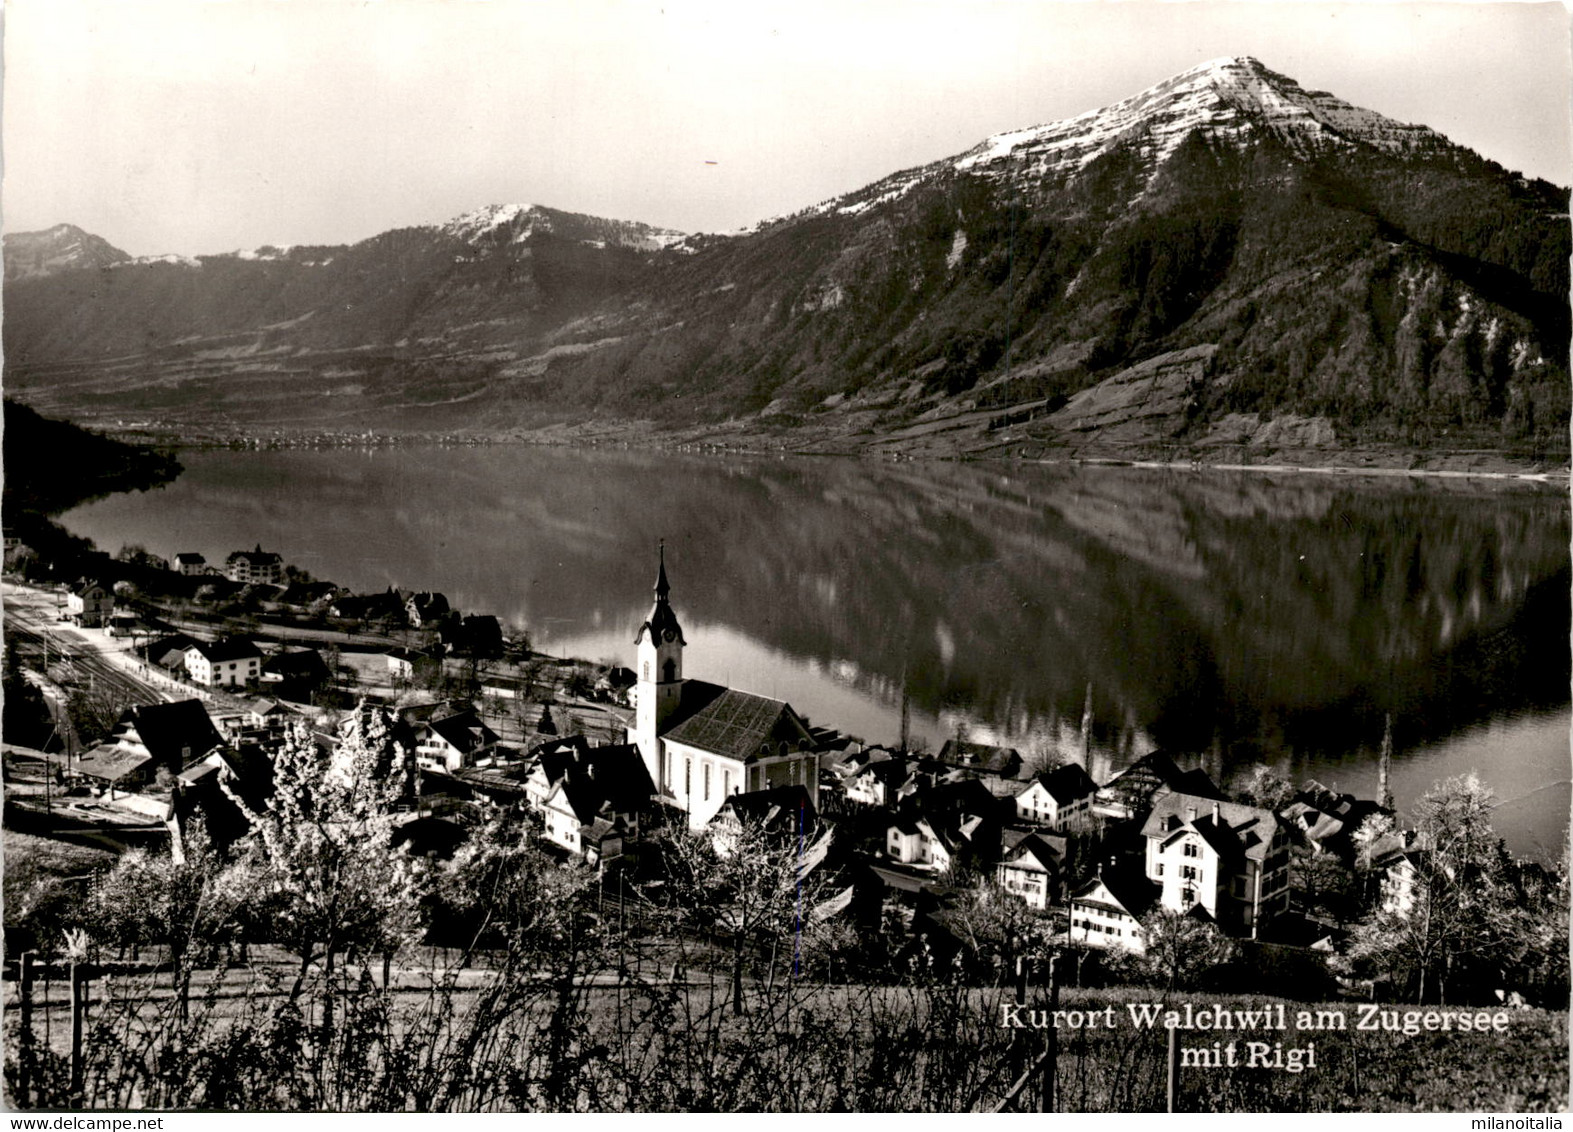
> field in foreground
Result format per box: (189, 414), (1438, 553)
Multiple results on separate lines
(5, 956), (1566, 1113)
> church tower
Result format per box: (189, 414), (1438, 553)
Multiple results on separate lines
(632, 542), (685, 787)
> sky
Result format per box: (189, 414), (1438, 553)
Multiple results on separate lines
(4, 1), (1570, 257)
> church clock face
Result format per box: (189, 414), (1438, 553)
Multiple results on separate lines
(663, 629), (676, 643)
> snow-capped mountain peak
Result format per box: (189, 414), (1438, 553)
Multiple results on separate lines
(3, 222), (131, 281)
(803, 56), (1450, 222)
(442, 202), (546, 244)
(952, 55), (1445, 181)
(437, 202), (690, 252)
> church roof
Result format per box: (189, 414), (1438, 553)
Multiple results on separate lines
(660, 680), (813, 762)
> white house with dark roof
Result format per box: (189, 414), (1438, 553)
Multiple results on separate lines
(1140, 791), (1292, 936)
(996, 830), (1067, 910)
(628, 547), (821, 830)
(1014, 763), (1098, 829)
(1068, 871), (1159, 954)
(416, 709), (499, 772)
(184, 638), (263, 687)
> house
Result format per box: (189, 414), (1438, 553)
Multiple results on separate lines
(274, 580), (339, 611)
(1283, 782), (1390, 862)
(72, 745), (155, 794)
(1068, 870), (1160, 954)
(225, 545), (284, 585)
(884, 779), (1001, 872)
(522, 735), (592, 811)
(173, 552), (208, 576)
(416, 709), (499, 772)
(596, 666), (637, 706)
(709, 784), (822, 858)
(628, 548), (821, 830)
(1097, 750), (1224, 818)
(934, 739), (1024, 782)
(404, 591), (450, 628)
(331, 589), (406, 624)
(104, 699), (225, 775)
(1140, 792), (1292, 936)
(1366, 829), (1430, 917)
(538, 743), (657, 863)
(67, 580), (113, 628)
(260, 648), (332, 700)
(846, 756), (918, 808)
(1014, 763), (1098, 829)
(166, 742), (277, 860)
(184, 638), (263, 687)
(996, 830), (1068, 910)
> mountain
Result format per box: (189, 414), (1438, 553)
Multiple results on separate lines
(3, 223), (129, 281)
(4, 57), (1567, 461)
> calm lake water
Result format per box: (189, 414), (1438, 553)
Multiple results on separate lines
(61, 446), (1571, 859)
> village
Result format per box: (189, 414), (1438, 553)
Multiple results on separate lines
(6, 531), (1527, 1001)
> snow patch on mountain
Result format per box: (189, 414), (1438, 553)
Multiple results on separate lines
(951, 56), (1446, 184)
(118, 253), (202, 268)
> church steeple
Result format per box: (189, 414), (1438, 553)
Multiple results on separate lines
(632, 541), (686, 788)
(636, 540), (685, 647)
(655, 540), (671, 602)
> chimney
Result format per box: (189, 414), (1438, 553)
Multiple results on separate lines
(1186, 805), (1197, 822)
(1212, 800), (1221, 824)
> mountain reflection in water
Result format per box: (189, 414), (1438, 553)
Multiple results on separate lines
(61, 447), (1570, 856)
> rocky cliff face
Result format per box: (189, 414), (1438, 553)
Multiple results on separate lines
(5, 58), (1566, 458)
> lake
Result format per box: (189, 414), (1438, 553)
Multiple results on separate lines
(60, 445), (1571, 859)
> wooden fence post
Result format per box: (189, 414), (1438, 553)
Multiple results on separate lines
(1166, 1023), (1180, 1113)
(69, 961), (87, 1102)
(1041, 954), (1059, 1113)
(17, 952), (36, 1108)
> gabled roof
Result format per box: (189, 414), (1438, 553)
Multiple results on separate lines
(661, 680), (813, 762)
(1035, 763), (1098, 805)
(715, 785), (818, 837)
(174, 552), (206, 565)
(935, 739), (1022, 777)
(1102, 750), (1183, 795)
(425, 711), (498, 755)
(262, 648), (330, 680)
(857, 757), (916, 787)
(1141, 792), (1281, 863)
(1170, 768), (1225, 801)
(116, 699), (224, 767)
(1002, 832), (1067, 873)
(74, 745), (153, 783)
(580, 743), (656, 813)
(212, 743), (275, 813)
(1071, 871), (1159, 919)
(186, 637), (262, 664)
(227, 547), (282, 566)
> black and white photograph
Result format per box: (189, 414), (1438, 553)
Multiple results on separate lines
(1, 0), (1568, 1116)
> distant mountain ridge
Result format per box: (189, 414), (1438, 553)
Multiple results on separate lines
(5, 57), (1567, 461)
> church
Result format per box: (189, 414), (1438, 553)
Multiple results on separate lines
(628, 547), (821, 830)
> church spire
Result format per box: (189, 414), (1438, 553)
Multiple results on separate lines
(655, 539), (671, 602)
(635, 540), (685, 646)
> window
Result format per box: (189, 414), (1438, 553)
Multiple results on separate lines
(1156, 863), (1164, 876)
(1183, 841), (1200, 858)
(723, 769), (731, 795)
(1182, 865), (1198, 881)
(685, 757), (691, 797)
(703, 763), (711, 801)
